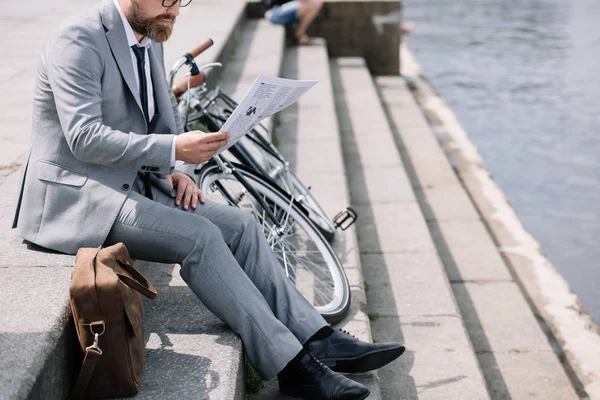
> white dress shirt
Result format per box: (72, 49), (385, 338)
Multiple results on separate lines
(113, 0), (177, 167)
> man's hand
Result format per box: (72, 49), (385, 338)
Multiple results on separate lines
(166, 172), (205, 211)
(175, 131), (230, 164)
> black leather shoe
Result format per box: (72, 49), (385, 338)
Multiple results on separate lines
(307, 329), (405, 373)
(278, 352), (370, 400)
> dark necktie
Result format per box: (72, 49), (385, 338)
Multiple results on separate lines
(131, 44), (153, 200)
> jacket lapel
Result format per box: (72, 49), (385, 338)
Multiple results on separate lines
(100, 0), (145, 121)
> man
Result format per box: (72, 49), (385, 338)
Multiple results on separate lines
(12, 0), (405, 398)
(264, 0), (322, 45)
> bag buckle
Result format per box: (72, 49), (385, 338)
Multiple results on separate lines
(333, 207), (358, 231)
(85, 321), (105, 355)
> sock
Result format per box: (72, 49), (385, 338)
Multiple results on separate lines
(282, 348), (308, 373)
(305, 326), (334, 344)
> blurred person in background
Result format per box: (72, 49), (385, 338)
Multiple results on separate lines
(263, 0), (323, 45)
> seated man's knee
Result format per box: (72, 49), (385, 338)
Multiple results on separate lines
(218, 206), (259, 233)
(236, 209), (259, 231)
(193, 220), (225, 247)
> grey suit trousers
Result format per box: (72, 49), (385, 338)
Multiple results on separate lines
(104, 179), (328, 379)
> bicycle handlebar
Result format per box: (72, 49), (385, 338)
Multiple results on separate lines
(187, 38), (214, 58)
(172, 72), (205, 97)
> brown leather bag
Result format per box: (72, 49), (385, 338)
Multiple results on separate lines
(68, 243), (157, 399)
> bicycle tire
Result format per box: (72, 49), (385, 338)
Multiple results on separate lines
(197, 161), (351, 323)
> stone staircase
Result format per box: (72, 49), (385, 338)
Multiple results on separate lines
(0, 1), (583, 400)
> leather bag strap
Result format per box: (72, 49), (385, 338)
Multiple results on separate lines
(68, 347), (101, 400)
(116, 260), (158, 300)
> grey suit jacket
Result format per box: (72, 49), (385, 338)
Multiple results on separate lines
(12, 0), (195, 254)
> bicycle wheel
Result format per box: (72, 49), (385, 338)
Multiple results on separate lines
(197, 161), (351, 323)
(198, 91), (338, 242)
(239, 135), (337, 242)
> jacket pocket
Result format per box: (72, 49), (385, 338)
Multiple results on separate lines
(37, 160), (87, 187)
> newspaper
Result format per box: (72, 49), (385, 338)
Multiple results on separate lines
(217, 74), (318, 154)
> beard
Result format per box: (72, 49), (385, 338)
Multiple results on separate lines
(127, 0), (176, 43)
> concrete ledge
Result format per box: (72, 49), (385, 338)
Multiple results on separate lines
(247, 0), (402, 75)
(0, 172), (80, 400)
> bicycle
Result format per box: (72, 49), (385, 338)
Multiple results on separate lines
(167, 39), (351, 322)
(169, 46), (358, 243)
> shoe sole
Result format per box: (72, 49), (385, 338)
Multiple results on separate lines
(322, 345), (406, 373)
(280, 387), (371, 400)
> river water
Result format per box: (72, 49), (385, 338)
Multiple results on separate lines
(404, 0), (600, 324)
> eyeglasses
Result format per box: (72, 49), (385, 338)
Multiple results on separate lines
(162, 0), (192, 7)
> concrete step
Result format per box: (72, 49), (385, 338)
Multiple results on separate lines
(0, 172), (78, 400)
(249, 40), (383, 400)
(330, 57), (491, 400)
(0, 2), (250, 399)
(377, 51), (580, 399)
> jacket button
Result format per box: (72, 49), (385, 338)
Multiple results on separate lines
(122, 184), (130, 191)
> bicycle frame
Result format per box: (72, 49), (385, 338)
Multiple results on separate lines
(208, 155), (293, 236)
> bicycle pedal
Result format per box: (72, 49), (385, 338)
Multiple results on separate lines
(333, 207), (358, 231)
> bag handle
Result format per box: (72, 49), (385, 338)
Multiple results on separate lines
(116, 260), (158, 300)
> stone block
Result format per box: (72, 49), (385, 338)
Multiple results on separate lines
(310, 9), (400, 75)
(478, 351), (578, 400)
(401, 152), (461, 189)
(386, 107), (433, 134)
(354, 202), (435, 254)
(0, 266), (75, 400)
(295, 107), (340, 140)
(361, 252), (459, 317)
(347, 165), (416, 205)
(483, 216), (522, 248)
(279, 137), (345, 174)
(415, 184), (480, 221)
(343, 132), (403, 169)
(370, 316), (489, 400)
(339, 116), (394, 138)
(429, 220), (512, 281)
(453, 282), (557, 353)
(457, 170), (500, 217)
